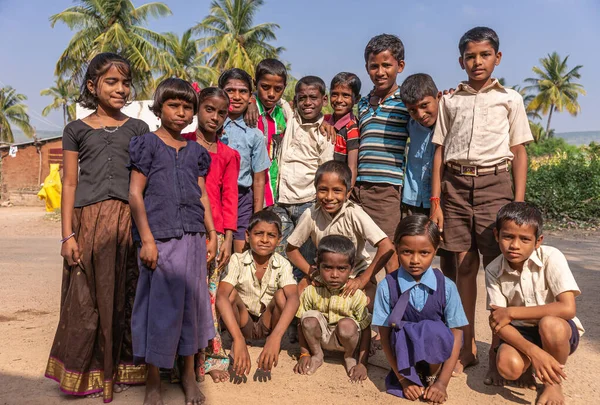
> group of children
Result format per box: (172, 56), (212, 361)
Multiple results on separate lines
(45, 25), (583, 405)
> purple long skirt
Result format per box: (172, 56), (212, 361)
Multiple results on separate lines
(132, 232), (215, 369)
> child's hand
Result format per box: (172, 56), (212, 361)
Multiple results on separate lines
(232, 339), (252, 377)
(139, 241), (158, 270)
(206, 233), (217, 263)
(430, 206), (444, 236)
(319, 121), (337, 144)
(257, 336), (280, 371)
(399, 376), (424, 401)
(61, 237), (81, 267)
(216, 238), (232, 270)
(342, 276), (366, 298)
(348, 363), (368, 383)
(244, 100), (259, 128)
(489, 305), (513, 333)
(529, 346), (566, 385)
(423, 381), (448, 404)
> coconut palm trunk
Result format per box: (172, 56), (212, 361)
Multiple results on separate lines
(545, 104), (554, 137)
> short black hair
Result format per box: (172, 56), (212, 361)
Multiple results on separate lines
(399, 74), (439, 106)
(459, 26), (500, 56)
(255, 58), (287, 85)
(247, 210), (282, 236)
(330, 72), (361, 102)
(317, 235), (356, 269)
(496, 202), (543, 239)
(314, 160), (352, 192)
(364, 34), (405, 63)
(393, 214), (441, 249)
(197, 87), (229, 107)
(218, 68), (253, 92)
(149, 78), (198, 117)
(295, 75), (326, 96)
(78, 52), (133, 110)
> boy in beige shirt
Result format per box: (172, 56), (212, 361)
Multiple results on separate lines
(430, 26), (534, 374)
(485, 202), (583, 405)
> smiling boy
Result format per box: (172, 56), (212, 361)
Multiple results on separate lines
(430, 27), (534, 374)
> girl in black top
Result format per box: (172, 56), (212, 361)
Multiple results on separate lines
(45, 53), (149, 403)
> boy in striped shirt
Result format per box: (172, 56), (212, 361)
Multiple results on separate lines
(294, 235), (371, 382)
(352, 34), (409, 273)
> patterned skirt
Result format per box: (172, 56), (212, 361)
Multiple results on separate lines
(45, 199), (146, 403)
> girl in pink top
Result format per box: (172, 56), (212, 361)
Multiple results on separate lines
(183, 87), (240, 383)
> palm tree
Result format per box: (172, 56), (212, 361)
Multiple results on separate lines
(0, 86), (34, 144)
(194, 0), (284, 74)
(157, 29), (218, 87)
(50, 0), (172, 95)
(40, 78), (79, 126)
(512, 85), (542, 121)
(524, 52), (586, 134)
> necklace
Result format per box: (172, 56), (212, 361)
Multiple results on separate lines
(197, 131), (216, 149)
(101, 126), (120, 133)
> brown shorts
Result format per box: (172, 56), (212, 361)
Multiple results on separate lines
(352, 182), (401, 241)
(300, 311), (360, 352)
(241, 313), (271, 340)
(441, 169), (513, 256)
(401, 203), (429, 218)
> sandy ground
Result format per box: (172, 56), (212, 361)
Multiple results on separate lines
(0, 206), (598, 405)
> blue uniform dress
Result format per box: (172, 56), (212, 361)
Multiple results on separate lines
(129, 133), (215, 369)
(373, 267), (468, 398)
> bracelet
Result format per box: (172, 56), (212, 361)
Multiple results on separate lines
(60, 232), (75, 243)
(429, 197), (441, 202)
(299, 352), (311, 358)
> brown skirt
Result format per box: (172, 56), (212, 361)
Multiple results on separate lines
(45, 199), (146, 403)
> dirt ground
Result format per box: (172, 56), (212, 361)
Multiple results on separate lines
(0, 207), (597, 405)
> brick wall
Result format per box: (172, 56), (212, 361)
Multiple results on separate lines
(0, 139), (62, 203)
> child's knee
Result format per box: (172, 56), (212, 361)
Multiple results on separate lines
(301, 316), (321, 333)
(336, 318), (359, 340)
(496, 348), (524, 380)
(539, 316), (570, 344)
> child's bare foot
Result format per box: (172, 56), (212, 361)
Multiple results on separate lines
(293, 353), (323, 375)
(536, 384), (565, 405)
(86, 392), (102, 399)
(484, 368), (508, 386)
(181, 369), (205, 405)
(208, 369), (230, 383)
(452, 352), (479, 376)
(516, 368), (537, 390)
(114, 383), (130, 393)
(369, 334), (382, 356)
(399, 377), (423, 401)
(348, 364), (368, 383)
(144, 379), (164, 405)
(293, 355), (312, 375)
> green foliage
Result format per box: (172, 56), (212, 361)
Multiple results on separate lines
(526, 145), (600, 222)
(0, 86), (33, 143)
(526, 136), (578, 157)
(40, 78), (79, 126)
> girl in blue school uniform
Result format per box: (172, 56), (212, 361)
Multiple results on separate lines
(128, 78), (217, 405)
(372, 214), (468, 404)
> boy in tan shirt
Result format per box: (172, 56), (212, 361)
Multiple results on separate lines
(430, 26), (534, 374)
(485, 202), (582, 405)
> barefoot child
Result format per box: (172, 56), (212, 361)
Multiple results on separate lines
(373, 215), (468, 402)
(286, 160), (394, 302)
(485, 202), (583, 404)
(217, 211), (300, 377)
(324, 72), (361, 187)
(45, 53), (149, 402)
(294, 235), (372, 381)
(183, 88), (241, 383)
(129, 78), (217, 405)
(430, 26), (534, 374)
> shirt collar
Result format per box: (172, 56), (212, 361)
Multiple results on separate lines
(397, 266), (437, 293)
(366, 86), (403, 102)
(315, 199), (353, 221)
(224, 116), (248, 131)
(294, 112), (324, 127)
(453, 78), (504, 96)
(497, 248), (544, 276)
(325, 112), (355, 131)
(241, 250), (282, 268)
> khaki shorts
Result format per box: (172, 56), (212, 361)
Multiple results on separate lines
(300, 310), (360, 352)
(441, 169), (513, 257)
(352, 182), (401, 241)
(241, 313), (271, 340)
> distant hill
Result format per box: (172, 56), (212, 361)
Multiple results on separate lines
(555, 130), (599, 146)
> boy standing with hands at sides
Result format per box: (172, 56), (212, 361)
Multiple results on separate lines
(294, 235), (371, 382)
(274, 76), (334, 274)
(431, 26), (533, 374)
(324, 72), (362, 187)
(353, 34), (410, 274)
(217, 211), (299, 378)
(486, 202), (583, 405)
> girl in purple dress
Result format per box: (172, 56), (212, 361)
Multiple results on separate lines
(372, 214), (468, 403)
(129, 78), (216, 405)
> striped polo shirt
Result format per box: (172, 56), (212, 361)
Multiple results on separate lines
(357, 88), (409, 186)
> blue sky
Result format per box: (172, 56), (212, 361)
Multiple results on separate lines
(0, 0), (598, 133)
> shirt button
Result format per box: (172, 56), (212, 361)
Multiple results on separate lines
(108, 175), (113, 180)
(107, 157), (112, 161)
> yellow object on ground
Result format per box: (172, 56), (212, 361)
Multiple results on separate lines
(37, 163), (62, 212)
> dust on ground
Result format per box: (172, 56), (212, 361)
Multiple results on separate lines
(0, 207), (598, 405)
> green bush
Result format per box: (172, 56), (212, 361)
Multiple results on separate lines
(526, 146), (600, 222)
(526, 137), (579, 157)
